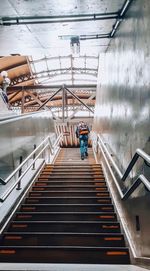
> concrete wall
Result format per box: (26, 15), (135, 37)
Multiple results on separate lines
(0, 112), (55, 179)
(94, 0), (150, 259)
(94, 0), (150, 171)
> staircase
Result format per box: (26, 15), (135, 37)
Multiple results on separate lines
(0, 149), (130, 264)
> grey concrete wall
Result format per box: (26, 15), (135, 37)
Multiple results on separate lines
(0, 112), (55, 179)
(94, 0), (150, 259)
(94, 0), (150, 171)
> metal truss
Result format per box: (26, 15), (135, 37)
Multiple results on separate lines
(7, 84), (96, 92)
(35, 68), (98, 78)
(10, 74), (34, 86)
(8, 84), (96, 117)
(30, 55), (98, 64)
(30, 55), (99, 85)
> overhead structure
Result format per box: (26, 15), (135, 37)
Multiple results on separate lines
(0, 0), (135, 117)
(29, 55), (98, 85)
(0, 0), (135, 57)
(7, 84), (96, 118)
(0, 0), (134, 41)
(1, 55), (98, 115)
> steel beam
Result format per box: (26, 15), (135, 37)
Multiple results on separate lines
(80, 34), (110, 40)
(110, 0), (134, 38)
(64, 86), (94, 114)
(37, 87), (62, 111)
(25, 90), (48, 110)
(1, 12), (119, 26)
(30, 55), (98, 64)
(66, 92), (96, 121)
(34, 68), (98, 76)
(7, 84), (96, 93)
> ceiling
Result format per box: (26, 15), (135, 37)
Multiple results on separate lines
(0, 0), (125, 57)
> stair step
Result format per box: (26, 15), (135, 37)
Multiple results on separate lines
(38, 178), (105, 181)
(47, 172), (101, 175)
(29, 191), (110, 197)
(2, 233), (125, 247)
(20, 204), (114, 212)
(25, 197), (112, 204)
(40, 174), (104, 179)
(32, 186), (107, 192)
(39, 176), (104, 180)
(46, 165), (102, 168)
(43, 170), (99, 173)
(0, 159), (130, 264)
(35, 181), (106, 186)
(42, 173), (96, 176)
(15, 212), (117, 221)
(8, 221), (121, 233)
(0, 246), (130, 264)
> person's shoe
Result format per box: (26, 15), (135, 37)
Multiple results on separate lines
(81, 155), (84, 160)
(85, 152), (88, 156)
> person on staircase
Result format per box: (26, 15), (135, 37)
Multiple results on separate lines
(0, 71), (10, 109)
(76, 121), (90, 160)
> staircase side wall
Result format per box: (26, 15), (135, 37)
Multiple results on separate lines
(93, 0), (150, 259)
(0, 112), (55, 179)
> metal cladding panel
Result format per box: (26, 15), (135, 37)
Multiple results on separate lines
(94, 0), (150, 258)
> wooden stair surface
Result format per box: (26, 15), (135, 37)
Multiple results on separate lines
(0, 148), (130, 264)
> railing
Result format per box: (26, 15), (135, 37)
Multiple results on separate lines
(0, 133), (63, 202)
(0, 110), (51, 123)
(92, 132), (150, 200)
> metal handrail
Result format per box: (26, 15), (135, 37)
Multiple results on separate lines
(121, 148), (150, 182)
(94, 133), (150, 200)
(0, 133), (63, 202)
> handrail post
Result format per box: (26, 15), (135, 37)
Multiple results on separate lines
(95, 134), (98, 153)
(48, 137), (53, 154)
(32, 144), (36, 170)
(16, 156), (23, 190)
(0, 177), (5, 185)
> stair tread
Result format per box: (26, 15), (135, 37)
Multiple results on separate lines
(0, 157), (130, 264)
(16, 211), (116, 214)
(29, 191), (109, 192)
(42, 176), (104, 178)
(22, 203), (113, 207)
(35, 182), (106, 184)
(26, 197), (111, 200)
(0, 245), (128, 248)
(4, 232), (123, 236)
(33, 185), (106, 188)
(10, 220), (120, 223)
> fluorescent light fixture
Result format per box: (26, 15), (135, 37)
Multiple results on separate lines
(120, 0), (130, 16)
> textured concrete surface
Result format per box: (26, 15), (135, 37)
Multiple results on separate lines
(94, 0), (150, 260)
(0, 0), (124, 56)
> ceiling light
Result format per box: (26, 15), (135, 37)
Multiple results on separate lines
(70, 36), (80, 55)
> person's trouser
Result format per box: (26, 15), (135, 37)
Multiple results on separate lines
(79, 134), (88, 157)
